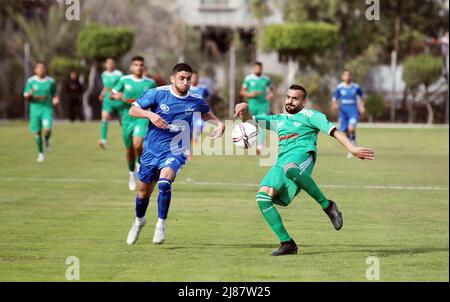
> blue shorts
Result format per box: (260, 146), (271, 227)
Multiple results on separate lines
(137, 154), (189, 184)
(339, 108), (359, 132)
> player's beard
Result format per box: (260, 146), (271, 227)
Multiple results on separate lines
(285, 104), (302, 114)
(174, 83), (190, 96)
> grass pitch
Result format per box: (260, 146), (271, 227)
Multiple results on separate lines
(0, 121), (448, 281)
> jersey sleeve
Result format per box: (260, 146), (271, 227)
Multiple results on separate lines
(254, 114), (278, 131)
(23, 78), (32, 96)
(199, 98), (210, 114)
(332, 88), (339, 102)
(50, 79), (57, 97)
(134, 88), (158, 110)
(309, 112), (337, 136)
(112, 77), (125, 94)
(356, 85), (365, 99)
(242, 78), (249, 89)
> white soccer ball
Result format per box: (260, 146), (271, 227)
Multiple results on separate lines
(232, 122), (258, 149)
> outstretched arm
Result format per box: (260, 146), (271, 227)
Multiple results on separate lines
(234, 102), (253, 122)
(331, 129), (375, 160)
(129, 105), (168, 129)
(202, 111), (225, 140)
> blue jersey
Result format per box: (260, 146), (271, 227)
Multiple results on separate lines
(333, 82), (364, 109)
(190, 85), (210, 100)
(134, 85), (210, 165)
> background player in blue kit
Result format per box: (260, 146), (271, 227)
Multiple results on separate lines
(126, 63), (225, 246)
(332, 70), (366, 158)
(190, 70), (210, 150)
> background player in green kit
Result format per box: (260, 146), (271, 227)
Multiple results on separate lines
(98, 58), (124, 150)
(23, 62), (60, 163)
(111, 56), (157, 191)
(235, 84), (375, 256)
(240, 62), (275, 155)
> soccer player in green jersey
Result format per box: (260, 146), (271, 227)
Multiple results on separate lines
(111, 56), (157, 191)
(23, 62), (60, 163)
(235, 84), (375, 256)
(98, 58), (124, 150)
(240, 62), (275, 155)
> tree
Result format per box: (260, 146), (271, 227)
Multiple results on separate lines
(263, 22), (338, 90)
(403, 55), (443, 124)
(76, 25), (134, 120)
(365, 94), (385, 122)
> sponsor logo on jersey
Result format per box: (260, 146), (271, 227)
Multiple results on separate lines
(160, 104), (170, 114)
(125, 84), (132, 91)
(185, 105), (195, 115)
(165, 158), (175, 166)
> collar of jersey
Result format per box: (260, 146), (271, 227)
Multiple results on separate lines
(170, 85), (189, 99)
(33, 76), (49, 82)
(128, 75), (145, 82)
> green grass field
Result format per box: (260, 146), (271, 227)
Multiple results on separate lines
(0, 121), (448, 281)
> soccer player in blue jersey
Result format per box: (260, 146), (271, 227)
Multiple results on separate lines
(190, 70), (210, 149)
(126, 63), (225, 245)
(332, 70), (366, 158)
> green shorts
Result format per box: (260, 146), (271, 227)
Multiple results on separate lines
(121, 116), (149, 148)
(102, 97), (127, 116)
(29, 105), (53, 133)
(260, 151), (316, 207)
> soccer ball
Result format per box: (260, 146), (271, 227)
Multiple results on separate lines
(232, 122), (258, 149)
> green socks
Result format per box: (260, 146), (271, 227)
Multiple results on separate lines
(285, 167), (330, 209)
(128, 160), (136, 172)
(101, 120), (108, 142)
(256, 192), (291, 242)
(35, 135), (43, 153)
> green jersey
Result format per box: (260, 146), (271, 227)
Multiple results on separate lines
(242, 74), (272, 105)
(101, 70), (123, 100)
(112, 75), (157, 105)
(23, 76), (57, 108)
(255, 108), (337, 156)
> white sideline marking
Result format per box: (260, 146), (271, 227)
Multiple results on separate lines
(0, 177), (448, 191)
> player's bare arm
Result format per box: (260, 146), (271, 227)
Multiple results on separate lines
(202, 111), (225, 140)
(240, 86), (261, 99)
(129, 105), (168, 129)
(331, 129), (375, 160)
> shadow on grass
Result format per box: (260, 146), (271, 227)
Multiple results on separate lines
(162, 243), (449, 257)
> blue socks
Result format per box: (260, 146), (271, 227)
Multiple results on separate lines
(157, 178), (172, 220)
(135, 195), (150, 218)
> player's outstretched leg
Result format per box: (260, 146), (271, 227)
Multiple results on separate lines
(284, 163), (343, 231)
(153, 178), (172, 245)
(256, 190), (298, 256)
(98, 112), (110, 150)
(35, 131), (44, 162)
(127, 181), (154, 245)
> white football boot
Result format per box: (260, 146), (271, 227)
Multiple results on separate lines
(127, 217), (146, 245)
(36, 153), (45, 163)
(152, 219), (166, 245)
(128, 172), (136, 191)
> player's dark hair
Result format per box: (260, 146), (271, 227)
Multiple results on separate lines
(254, 61), (263, 67)
(343, 69), (351, 74)
(289, 84), (308, 99)
(131, 56), (145, 63)
(172, 63), (193, 75)
(35, 61), (46, 67)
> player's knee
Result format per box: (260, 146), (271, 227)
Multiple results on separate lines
(158, 178), (172, 193)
